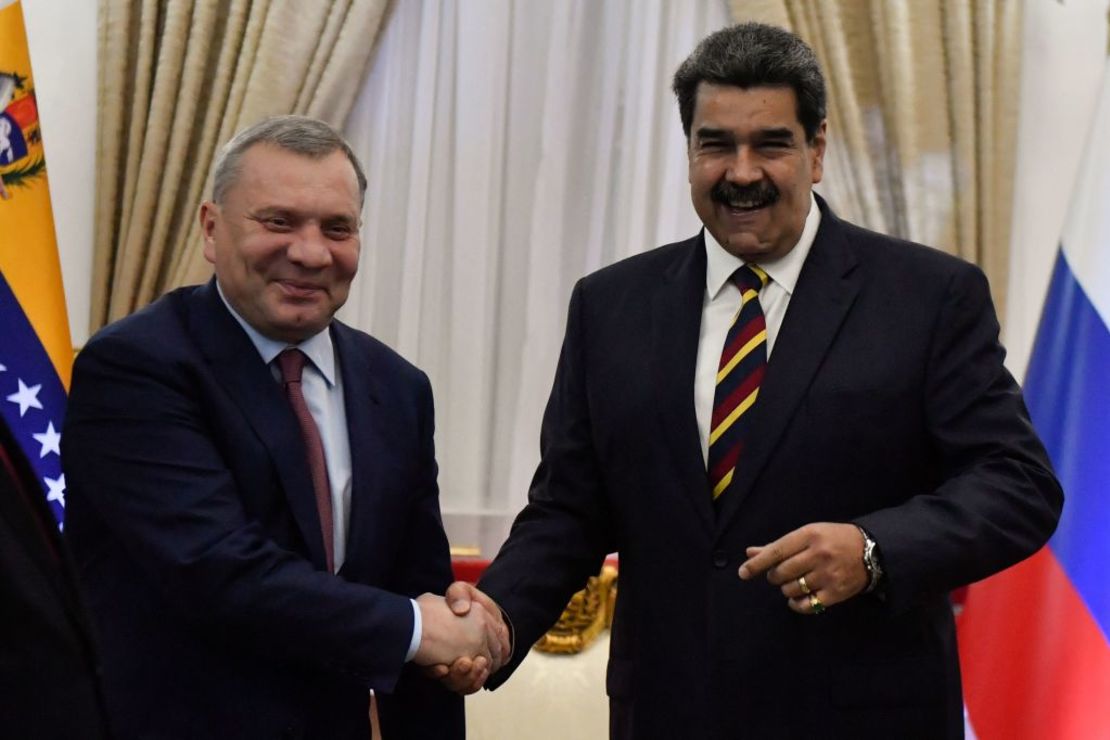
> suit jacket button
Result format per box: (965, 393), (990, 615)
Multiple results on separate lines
(712, 550), (728, 568)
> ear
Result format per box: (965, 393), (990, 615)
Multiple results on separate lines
(199, 202), (219, 265)
(810, 120), (827, 184)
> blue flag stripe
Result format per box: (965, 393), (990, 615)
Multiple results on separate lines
(0, 270), (67, 523)
(1024, 250), (1110, 643)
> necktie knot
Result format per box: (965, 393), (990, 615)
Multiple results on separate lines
(732, 264), (769, 293)
(277, 348), (307, 385)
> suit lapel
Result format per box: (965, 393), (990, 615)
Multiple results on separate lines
(714, 204), (862, 534)
(187, 281), (329, 569)
(651, 235), (715, 534)
(330, 323), (385, 580)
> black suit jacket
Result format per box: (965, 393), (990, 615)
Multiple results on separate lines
(479, 198), (1062, 739)
(0, 417), (110, 739)
(62, 280), (463, 739)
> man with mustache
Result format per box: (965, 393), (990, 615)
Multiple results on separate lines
(446, 22), (1062, 738)
(62, 116), (507, 739)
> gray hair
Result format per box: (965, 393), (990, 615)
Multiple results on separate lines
(210, 115), (368, 204)
(672, 23), (826, 142)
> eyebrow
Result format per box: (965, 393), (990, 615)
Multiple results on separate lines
(249, 206), (358, 224)
(755, 127), (796, 141)
(693, 126), (797, 143)
(694, 126), (733, 141)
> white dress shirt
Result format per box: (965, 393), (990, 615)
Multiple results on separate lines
(694, 194), (822, 466)
(217, 284), (422, 660)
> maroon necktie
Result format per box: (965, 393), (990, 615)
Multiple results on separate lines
(277, 349), (335, 572)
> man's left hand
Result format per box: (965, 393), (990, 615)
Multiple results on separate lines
(738, 523), (868, 614)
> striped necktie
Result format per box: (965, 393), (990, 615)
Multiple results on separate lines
(708, 264), (769, 501)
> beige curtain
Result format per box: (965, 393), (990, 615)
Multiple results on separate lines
(729, 0), (1022, 319)
(92, 0), (389, 332)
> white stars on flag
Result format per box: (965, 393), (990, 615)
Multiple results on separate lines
(6, 378), (44, 417)
(44, 473), (66, 507)
(32, 421), (61, 458)
(1, 353), (67, 519)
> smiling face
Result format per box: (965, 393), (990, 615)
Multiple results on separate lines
(200, 143), (362, 343)
(687, 82), (826, 262)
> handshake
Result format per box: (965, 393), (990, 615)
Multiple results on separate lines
(414, 582), (510, 694)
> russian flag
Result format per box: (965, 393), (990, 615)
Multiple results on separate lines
(0, 0), (72, 525)
(958, 60), (1110, 738)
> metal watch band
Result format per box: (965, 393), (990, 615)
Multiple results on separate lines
(857, 525), (884, 594)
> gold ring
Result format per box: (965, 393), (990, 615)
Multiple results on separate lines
(809, 593), (825, 615)
(798, 576), (812, 595)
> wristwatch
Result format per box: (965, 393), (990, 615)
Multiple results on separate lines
(857, 526), (884, 594)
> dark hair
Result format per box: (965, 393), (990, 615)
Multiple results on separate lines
(211, 115), (367, 204)
(672, 23), (826, 142)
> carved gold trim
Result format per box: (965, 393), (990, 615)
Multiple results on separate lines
(533, 564), (618, 655)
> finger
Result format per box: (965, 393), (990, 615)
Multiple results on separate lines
(787, 589), (832, 615)
(424, 664), (449, 680)
(445, 581), (475, 616)
(765, 549), (816, 586)
(496, 623), (511, 668)
(738, 528), (808, 579)
(457, 666), (491, 695)
(780, 573), (816, 600)
(484, 620), (503, 666)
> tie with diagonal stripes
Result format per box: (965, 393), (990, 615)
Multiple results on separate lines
(708, 264), (769, 501)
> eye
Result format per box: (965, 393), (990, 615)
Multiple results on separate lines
(255, 214), (292, 231)
(699, 139), (730, 151)
(323, 222), (355, 239)
(758, 139), (792, 151)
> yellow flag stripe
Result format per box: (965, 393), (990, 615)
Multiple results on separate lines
(0, 0), (73, 389)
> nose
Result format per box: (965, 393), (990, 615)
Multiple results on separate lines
(725, 146), (762, 185)
(286, 224), (333, 269)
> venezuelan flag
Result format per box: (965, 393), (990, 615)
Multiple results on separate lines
(0, 0), (72, 524)
(958, 59), (1110, 739)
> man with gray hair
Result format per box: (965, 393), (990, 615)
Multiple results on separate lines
(63, 115), (506, 739)
(447, 22), (1061, 738)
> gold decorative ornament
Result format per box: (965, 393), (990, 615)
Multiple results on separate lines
(533, 564), (619, 654)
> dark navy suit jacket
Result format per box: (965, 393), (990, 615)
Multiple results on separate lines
(63, 280), (462, 739)
(479, 197), (1062, 739)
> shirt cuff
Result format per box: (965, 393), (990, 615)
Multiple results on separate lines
(405, 598), (422, 662)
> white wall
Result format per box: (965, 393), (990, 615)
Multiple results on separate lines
(1004, 0), (1109, 381)
(20, 0), (97, 346)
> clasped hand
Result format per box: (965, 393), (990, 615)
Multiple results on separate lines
(414, 583), (509, 694)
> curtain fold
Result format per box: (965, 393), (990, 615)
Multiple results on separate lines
(92, 0), (388, 332)
(730, 0), (1022, 319)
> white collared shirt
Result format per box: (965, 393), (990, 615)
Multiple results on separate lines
(694, 194), (822, 466)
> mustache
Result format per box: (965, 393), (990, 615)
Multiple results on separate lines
(711, 180), (780, 206)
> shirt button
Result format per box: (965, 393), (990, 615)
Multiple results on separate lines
(712, 550), (728, 568)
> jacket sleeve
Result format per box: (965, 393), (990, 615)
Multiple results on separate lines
(855, 262), (1063, 613)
